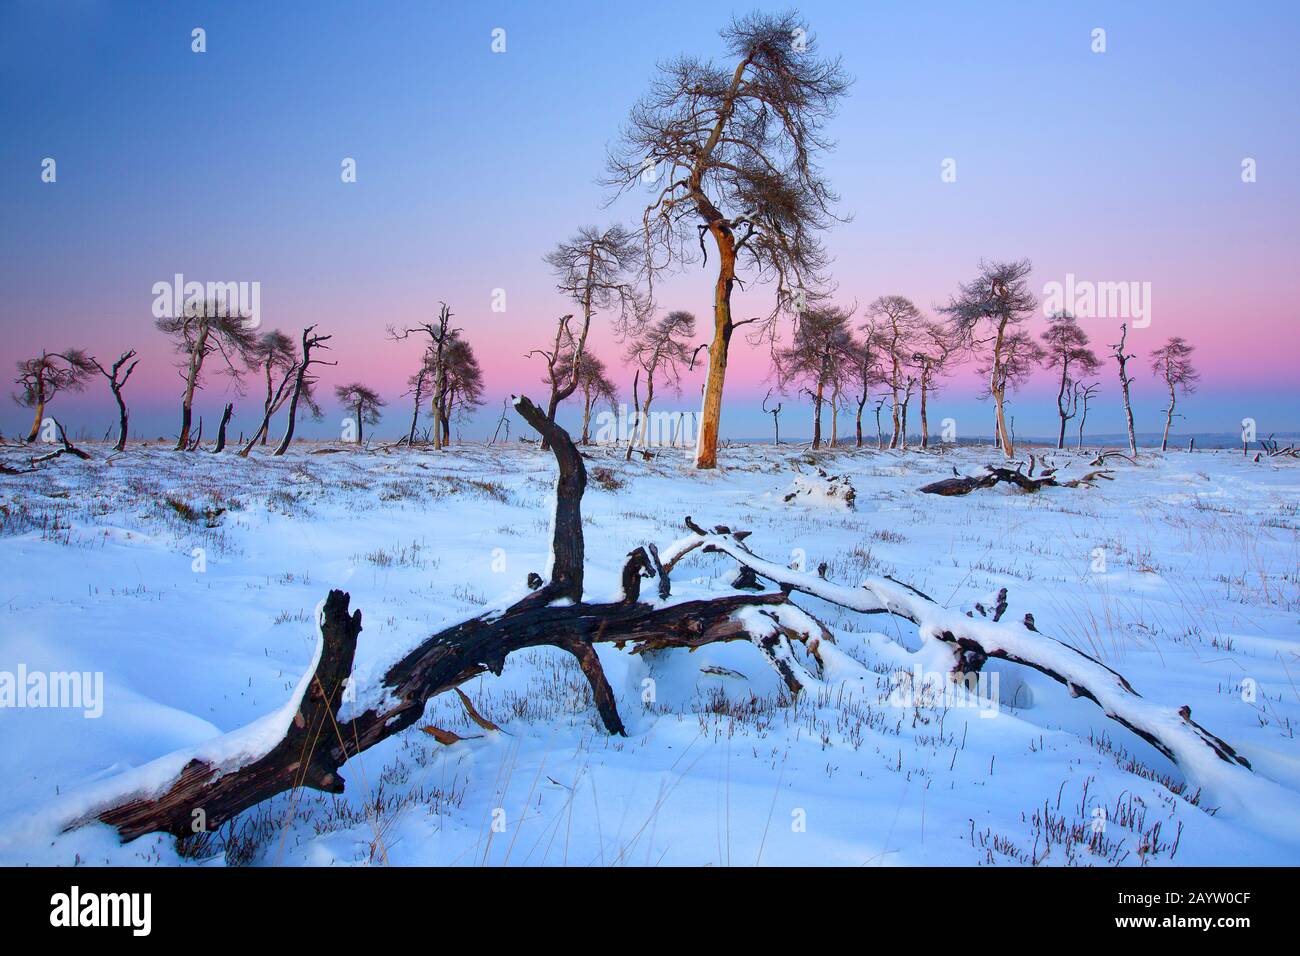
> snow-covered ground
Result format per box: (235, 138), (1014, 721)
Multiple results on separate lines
(1, 438), (1297, 866)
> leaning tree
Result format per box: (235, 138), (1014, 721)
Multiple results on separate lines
(71, 397), (1255, 844)
(273, 325), (333, 456)
(156, 302), (259, 451)
(13, 349), (96, 443)
(940, 259), (1038, 457)
(248, 330), (299, 447)
(1149, 336), (1199, 452)
(606, 11), (851, 469)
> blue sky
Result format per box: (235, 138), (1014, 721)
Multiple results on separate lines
(1, 1), (1297, 443)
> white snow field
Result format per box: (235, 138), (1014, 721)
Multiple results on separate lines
(0, 439), (1297, 866)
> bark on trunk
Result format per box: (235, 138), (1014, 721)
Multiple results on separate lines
(1161, 384), (1175, 452)
(112, 388), (129, 452)
(811, 382), (823, 449)
(919, 384), (929, 451)
(694, 230), (736, 470)
(212, 403), (234, 453)
(991, 317), (1013, 457)
(26, 397), (45, 443)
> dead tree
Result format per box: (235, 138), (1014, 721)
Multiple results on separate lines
(404, 349), (435, 446)
(919, 463), (1113, 496)
(977, 329), (1043, 452)
(910, 322), (956, 451)
(13, 349), (96, 443)
(774, 306), (853, 450)
(623, 311), (695, 460)
(940, 260), (1038, 457)
(1110, 323), (1139, 457)
(239, 340), (303, 458)
(390, 305), (457, 450)
(606, 11), (850, 469)
(541, 225), (645, 450)
(156, 302), (259, 451)
(273, 326), (334, 456)
(1041, 312), (1100, 450)
(211, 403), (234, 453)
(334, 383), (386, 445)
(1150, 336), (1199, 452)
(845, 327), (883, 449)
(1076, 381), (1101, 450)
(248, 331), (298, 447)
(30, 419), (91, 463)
(866, 296), (924, 449)
(74, 408), (1251, 842)
(762, 388), (783, 445)
(90, 350), (140, 452)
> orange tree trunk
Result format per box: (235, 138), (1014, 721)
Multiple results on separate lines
(694, 228), (736, 469)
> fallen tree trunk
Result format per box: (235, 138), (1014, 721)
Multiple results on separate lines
(662, 528), (1251, 775)
(75, 399), (1249, 844)
(30, 419), (91, 464)
(920, 464), (1113, 496)
(79, 397), (825, 842)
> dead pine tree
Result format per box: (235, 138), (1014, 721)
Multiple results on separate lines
(89, 350), (140, 452)
(273, 326), (334, 456)
(404, 348), (436, 446)
(527, 314), (577, 447)
(774, 306), (853, 450)
(389, 304), (457, 451)
(866, 296), (924, 449)
(606, 11), (851, 469)
(12, 349), (96, 443)
(978, 330), (1043, 453)
(844, 327), (883, 449)
(1076, 380), (1101, 450)
(334, 383), (386, 446)
(248, 331), (299, 447)
(573, 352), (618, 445)
(623, 310), (695, 460)
(940, 259), (1038, 458)
(240, 337), (311, 459)
(762, 388), (783, 445)
(155, 301), (259, 451)
(1109, 322), (1139, 456)
(1149, 336), (1199, 452)
(1040, 312), (1101, 450)
(540, 225), (645, 450)
(910, 322), (957, 451)
(212, 403), (235, 453)
(433, 334), (485, 447)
